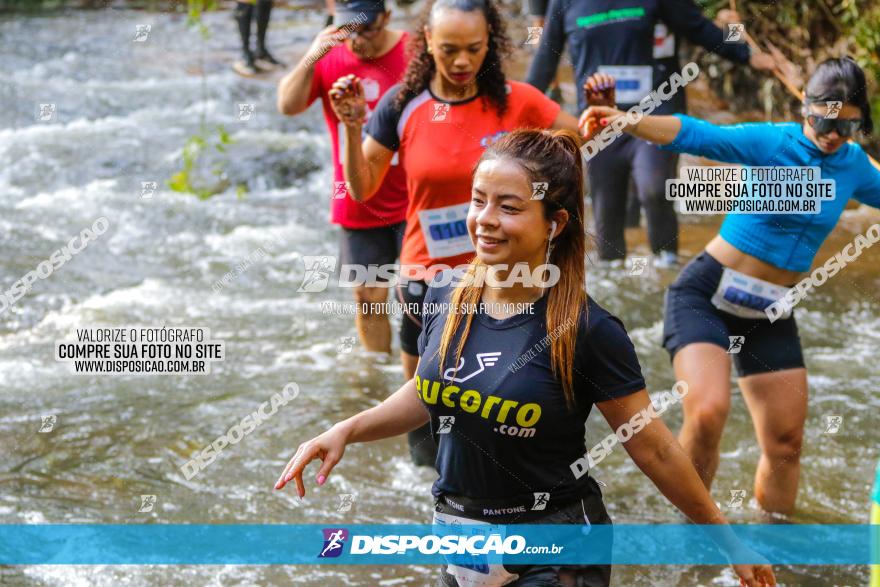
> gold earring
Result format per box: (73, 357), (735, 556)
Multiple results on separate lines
(427, 46), (432, 54)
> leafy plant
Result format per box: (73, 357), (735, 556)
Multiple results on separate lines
(186, 0), (216, 39)
(168, 0), (247, 199)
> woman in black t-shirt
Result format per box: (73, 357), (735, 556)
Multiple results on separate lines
(275, 129), (775, 587)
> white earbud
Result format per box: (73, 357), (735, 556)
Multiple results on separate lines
(542, 221), (558, 298)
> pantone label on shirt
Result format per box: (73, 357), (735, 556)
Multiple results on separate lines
(418, 202), (474, 259)
(597, 65), (652, 104)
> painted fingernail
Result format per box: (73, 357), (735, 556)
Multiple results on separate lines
(317, 475), (326, 485)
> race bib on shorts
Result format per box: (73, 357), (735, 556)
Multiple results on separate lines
(710, 267), (792, 320)
(597, 65), (652, 104)
(418, 202), (474, 259)
(432, 510), (519, 587)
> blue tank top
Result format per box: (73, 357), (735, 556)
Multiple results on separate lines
(662, 115), (880, 272)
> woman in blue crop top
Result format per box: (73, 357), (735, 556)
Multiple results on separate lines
(275, 128), (775, 587)
(580, 58), (880, 517)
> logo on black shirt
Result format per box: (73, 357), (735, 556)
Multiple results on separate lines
(443, 352), (502, 383)
(416, 375), (542, 440)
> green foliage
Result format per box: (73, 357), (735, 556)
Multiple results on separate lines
(186, 0), (216, 39)
(167, 0), (247, 200)
(167, 126), (242, 200)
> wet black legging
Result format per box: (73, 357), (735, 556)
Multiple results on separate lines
(234, 0), (273, 56)
(587, 133), (679, 260)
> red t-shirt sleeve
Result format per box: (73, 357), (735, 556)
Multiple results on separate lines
(511, 81), (561, 129)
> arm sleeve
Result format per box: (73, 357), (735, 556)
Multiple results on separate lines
(660, 114), (776, 166)
(515, 82), (562, 128)
(525, 0), (567, 92)
(852, 148), (880, 208)
(658, 0), (750, 64)
(574, 312), (646, 403)
(364, 85), (404, 151)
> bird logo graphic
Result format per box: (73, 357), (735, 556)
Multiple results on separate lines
(443, 352), (502, 383)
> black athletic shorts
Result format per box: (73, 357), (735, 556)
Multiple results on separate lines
(434, 478), (612, 587)
(338, 221), (405, 283)
(662, 251), (805, 377)
(397, 278), (428, 356)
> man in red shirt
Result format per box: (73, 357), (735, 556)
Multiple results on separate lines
(278, 0), (408, 354)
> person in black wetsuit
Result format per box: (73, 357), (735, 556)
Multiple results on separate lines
(275, 128), (776, 587)
(525, 0), (776, 267)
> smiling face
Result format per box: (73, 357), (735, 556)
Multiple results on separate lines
(802, 101), (863, 154)
(467, 158), (567, 270)
(424, 8), (489, 91)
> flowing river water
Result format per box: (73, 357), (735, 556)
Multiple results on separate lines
(0, 6), (878, 586)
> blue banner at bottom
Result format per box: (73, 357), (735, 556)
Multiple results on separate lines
(0, 524), (877, 565)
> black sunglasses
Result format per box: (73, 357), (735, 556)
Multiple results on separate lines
(806, 114), (862, 137)
(803, 102), (863, 137)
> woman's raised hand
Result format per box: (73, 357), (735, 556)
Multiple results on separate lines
(583, 72), (616, 108)
(577, 105), (625, 140)
(329, 74), (367, 128)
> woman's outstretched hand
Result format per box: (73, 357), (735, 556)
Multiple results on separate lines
(274, 423), (350, 497)
(577, 105), (625, 140)
(329, 74), (367, 128)
(732, 562), (776, 587)
(728, 544), (776, 587)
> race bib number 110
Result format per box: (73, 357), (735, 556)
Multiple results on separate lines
(418, 202), (474, 259)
